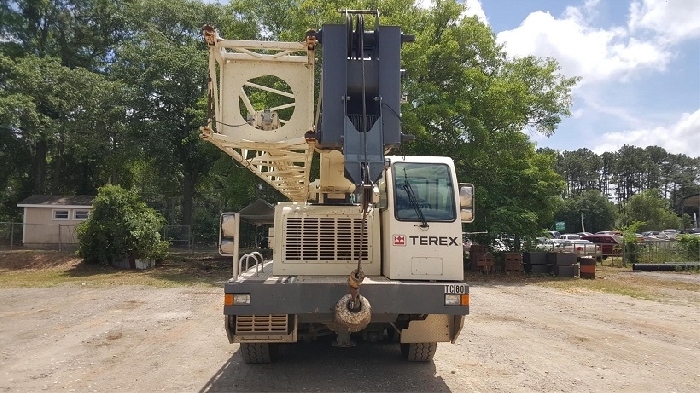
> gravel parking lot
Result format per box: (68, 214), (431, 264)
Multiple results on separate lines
(1, 271), (698, 392)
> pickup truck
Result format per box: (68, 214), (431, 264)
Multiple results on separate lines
(580, 234), (623, 259)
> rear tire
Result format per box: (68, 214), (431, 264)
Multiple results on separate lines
(240, 343), (277, 364)
(400, 342), (437, 362)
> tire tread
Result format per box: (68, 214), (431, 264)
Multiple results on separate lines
(240, 343), (273, 364)
(401, 342), (437, 362)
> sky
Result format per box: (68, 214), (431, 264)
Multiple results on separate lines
(419, 0), (700, 157)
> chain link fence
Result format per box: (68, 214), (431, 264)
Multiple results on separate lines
(5, 220), (697, 263)
(162, 225), (193, 251)
(620, 238), (700, 265)
(0, 222), (198, 252)
(0, 222), (78, 251)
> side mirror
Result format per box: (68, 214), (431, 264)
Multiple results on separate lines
(459, 183), (474, 223)
(219, 213), (240, 256)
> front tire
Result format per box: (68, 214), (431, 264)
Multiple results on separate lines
(400, 342), (437, 362)
(240, 343), (277, 364)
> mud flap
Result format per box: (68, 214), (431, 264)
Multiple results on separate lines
(449, 314), (465, 343)
(401, 314), (451, 343)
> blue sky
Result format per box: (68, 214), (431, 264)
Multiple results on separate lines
(448, 0), (700, 156)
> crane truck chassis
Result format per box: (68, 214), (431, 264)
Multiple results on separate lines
(201, 11), (474, 363)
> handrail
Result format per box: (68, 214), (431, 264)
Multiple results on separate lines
(235, 252), (266, 278)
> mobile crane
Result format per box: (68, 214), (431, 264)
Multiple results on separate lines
(200, 10), (474, 363)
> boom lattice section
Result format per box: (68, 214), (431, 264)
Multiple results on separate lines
(200, 27), (316, 202)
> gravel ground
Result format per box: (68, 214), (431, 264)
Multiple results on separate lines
(0, 275), (699, 392)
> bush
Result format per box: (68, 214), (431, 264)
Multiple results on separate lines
(77, 185), (169, 265)
(677, 235), (700, 262)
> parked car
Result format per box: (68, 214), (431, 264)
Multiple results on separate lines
(580, 234), (622, 259)
(577, 231), (593, 237)
(536, 238), (562, 251)
(536, 239), (602, 259)
(596, 230), (622, 236)
(560, 233), (581, 240)
(567, 240), (602, 259)
(641, 230), (661, 239)
(547, 231), (561, 239)
(661, 229), (678, 239)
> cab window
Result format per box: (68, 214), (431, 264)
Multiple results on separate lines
(393, 162), (456, 222)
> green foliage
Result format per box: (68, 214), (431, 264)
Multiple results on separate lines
(676, 235), (700, 261)
(0, 52), (134, 199)
(469, 135), (565, 243)
(557, 148), (602, 197)
(618, 221), (643, 242)
(552, 144), (700, 214)
(77, 185), (169, 264)
(619, 189), (682, 231)
(555, 190), (617, 233)
(392, 1), (574, 244)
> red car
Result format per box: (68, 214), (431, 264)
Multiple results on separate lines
(580, 235), (622, 259)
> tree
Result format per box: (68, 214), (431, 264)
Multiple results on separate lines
(559, 148), (601, 197)
(77, 184), (168, 265)
(555, 190), (617, 233)
(618, 189), (682, 231)
(0, 53), (131, 199)
(0, 0), (129, 70)
(394, 1), (576, 244)
(110, 0), (259, 227)
(643, 145), (666, 191)
(612, 145), (646, 203)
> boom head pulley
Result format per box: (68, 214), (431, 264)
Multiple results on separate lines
(305, 10), (414, 187)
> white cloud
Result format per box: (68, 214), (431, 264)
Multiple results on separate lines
(593, 108), (700, 155)
(571, 108), (585, 118)
(485, 1), (698, 157)
(496, 9), (671, 85)
(415, 0), (488, 25)
(462, 0), (488, 26)
(629, 0), (700, 42)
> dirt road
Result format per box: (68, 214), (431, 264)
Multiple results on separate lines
(1, 276), (698, 392)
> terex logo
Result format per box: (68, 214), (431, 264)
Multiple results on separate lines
(409, 236), (459, 246)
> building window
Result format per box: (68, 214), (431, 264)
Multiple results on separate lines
(53, 210), (70, 220)
(74, 210), (90, 220)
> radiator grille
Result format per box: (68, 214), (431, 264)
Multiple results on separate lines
(284, 217), (369, 261)
(235, 314), (288, 333)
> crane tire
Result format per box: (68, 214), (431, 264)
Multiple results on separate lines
(240, 342), (276, 364)
(400, 342), (437, 362)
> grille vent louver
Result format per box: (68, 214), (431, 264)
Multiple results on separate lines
(284, 217), (369, 261)
(235, 314), (288, 333)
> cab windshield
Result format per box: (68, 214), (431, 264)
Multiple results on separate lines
(393, 162), (456, 222)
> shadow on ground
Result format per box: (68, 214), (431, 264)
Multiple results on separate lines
(200, 337), (449, 393)
(59, 252), (232, 286)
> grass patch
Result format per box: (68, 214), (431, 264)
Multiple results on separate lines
(539, 273), (656, 300)
(0, 250), (232, 288)
(535, 265), (700, 302)
(465, 263), (699, 303)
